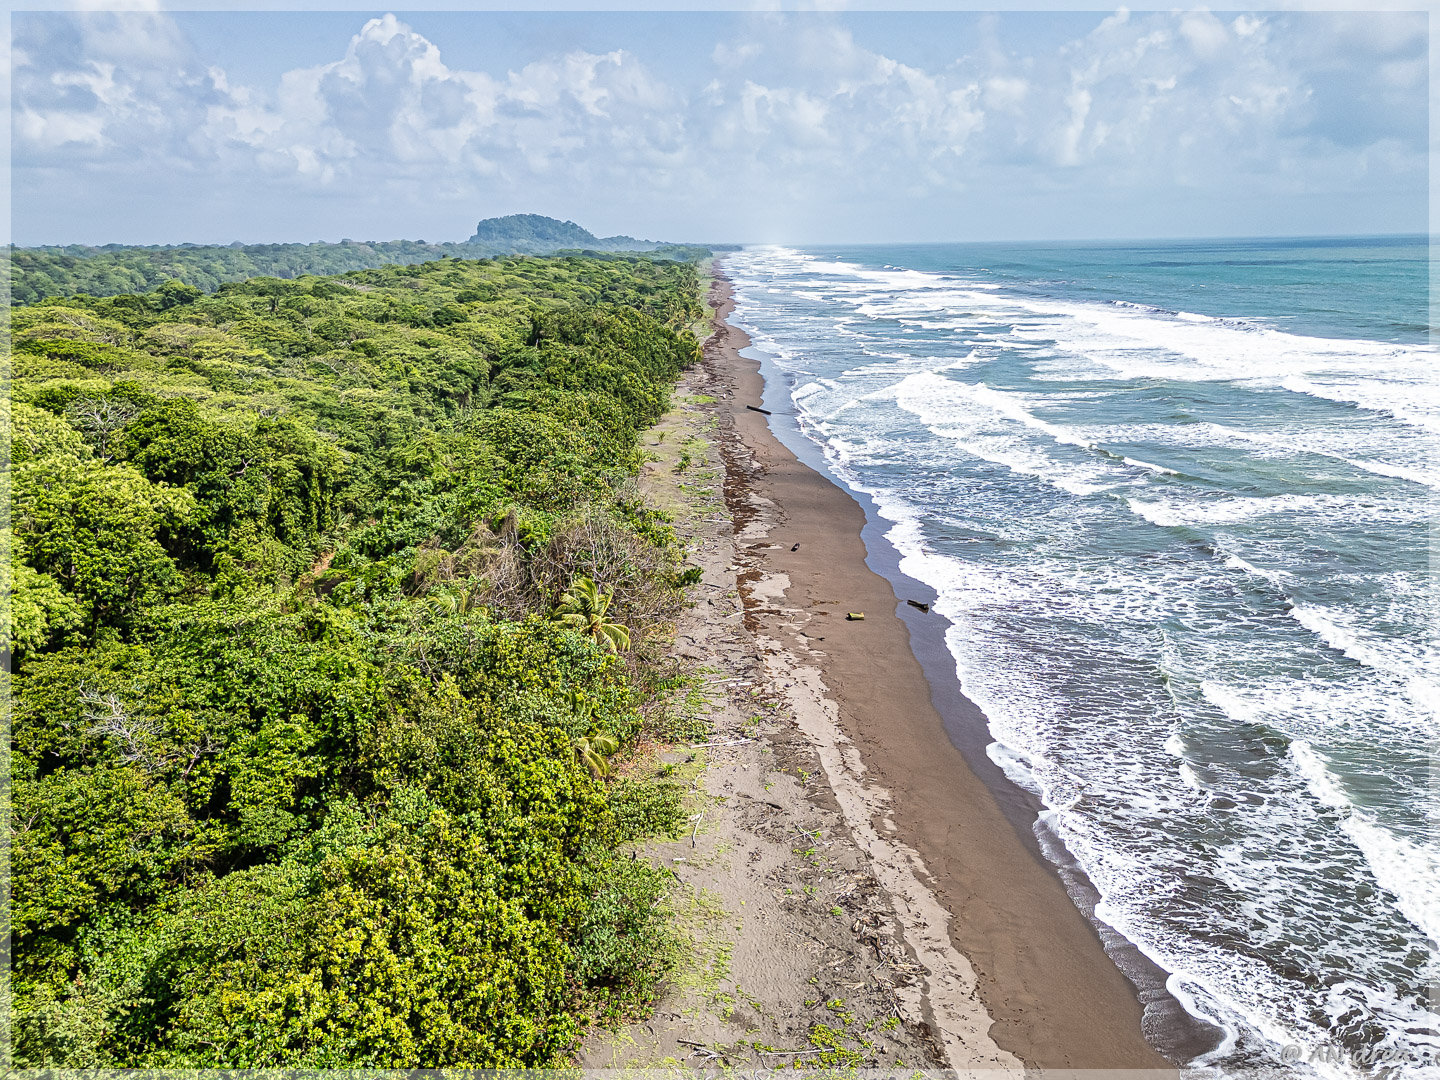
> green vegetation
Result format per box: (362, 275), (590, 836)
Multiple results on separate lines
(554, 576), (630, 653)
(7, 215), (725, 304)
(468, 213), (657, 251)
(806, 1022), (868, 1067)
(6, 252), (710, 1066)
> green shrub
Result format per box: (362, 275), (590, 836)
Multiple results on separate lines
(572, 851), (678, 1023)
(609, 777), (686, 842)
(8, 252), (704, 1066)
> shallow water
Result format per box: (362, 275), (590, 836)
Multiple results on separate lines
(723, 237), (1439, 1078)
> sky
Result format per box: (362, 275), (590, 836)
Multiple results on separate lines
(8, 7), (1430, 246)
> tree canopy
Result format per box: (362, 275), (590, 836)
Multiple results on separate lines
(9, 251), (706, 1066)
(7, 218), (722, 303)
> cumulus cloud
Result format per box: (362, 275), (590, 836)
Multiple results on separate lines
(9, 9), (1426, 243)
(16, 13), (684, 188)
(13, 12), (230, 161)
(699, 19), (986, 204)
(203, 14), (684, 190)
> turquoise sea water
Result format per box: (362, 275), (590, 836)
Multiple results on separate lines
(723, 237), (1437, 1078)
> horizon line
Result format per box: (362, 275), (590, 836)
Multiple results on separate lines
(10, 229), (1431, 251)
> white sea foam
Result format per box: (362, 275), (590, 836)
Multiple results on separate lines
(736, 244), (1440, 435)
(1291, 741), (1440, 945)
(985, 741), (1044, 795)
(1120, 456), (1179, 475)
(942, 438), (1109, 496)
(1280, 374), (1440, 436)
(1339, 455), (1440, 488)
(888, 371), (1118, 495)
(1406, 675), (1440, 715)
(1178, 761), (1205, 790)
(1205, 424), (1440, 490)
(1014, 303), (1440, 434)
(1287, 603), (1386, 668)
(964, 382), (1095, 448)
(1221, 552), (1295, 584)
(1342, 819), (1440, 946)
(1125, 492), (1367, 528)
(1286, 603), (1440, 703)
(1289, 740), (1352, 810)
(1199, 679), (1268, 727)
(792, 380), (828, 401)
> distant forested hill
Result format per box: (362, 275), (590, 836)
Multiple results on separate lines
(468, 213), (659, 253)
(7, 215), (722, 304)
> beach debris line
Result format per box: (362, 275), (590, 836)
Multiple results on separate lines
(906, 599), (930, 613)
(746, 404), (773, 415)
(846, 612), (866, 621)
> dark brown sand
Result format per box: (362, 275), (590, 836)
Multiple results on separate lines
(708, 271), (1175, 1071)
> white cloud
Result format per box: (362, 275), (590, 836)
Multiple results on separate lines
(1180, 12), (1232, 60)
(12, 12), (232, 168)
(712, 40), (761, 67)
(16, 107), (105, 150)
(15, 11), (685, 192)
(1056, 86), (1093, 167)
(9, 9), (1426, 244)
(1232, 15), (1265, 40)
(983, 76), (1028, 114)
(698, 18), (986, 201)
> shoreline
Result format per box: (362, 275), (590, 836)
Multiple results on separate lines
(586, 273), (1002, 1069)
(707, 269), (1185, 1069)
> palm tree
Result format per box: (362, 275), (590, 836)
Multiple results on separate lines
(566, 687), (595, 723)
(574, 732), (621, 779)
(553, 576), (630, 653)
(424, 580), (481, 618)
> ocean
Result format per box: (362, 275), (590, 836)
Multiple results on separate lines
(721, 236), (1438, 1078)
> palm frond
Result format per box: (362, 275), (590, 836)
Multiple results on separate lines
(575, 731), (621, 778)
(598, 622), (630, 653)
(553, 576), (629, 653)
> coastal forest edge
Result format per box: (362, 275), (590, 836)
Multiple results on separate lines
(4, 251), (716, 1066)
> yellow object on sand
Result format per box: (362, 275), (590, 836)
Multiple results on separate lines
(846, 612), (865, 621)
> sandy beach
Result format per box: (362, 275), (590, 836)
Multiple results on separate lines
(585, 270), (1178, 1070)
